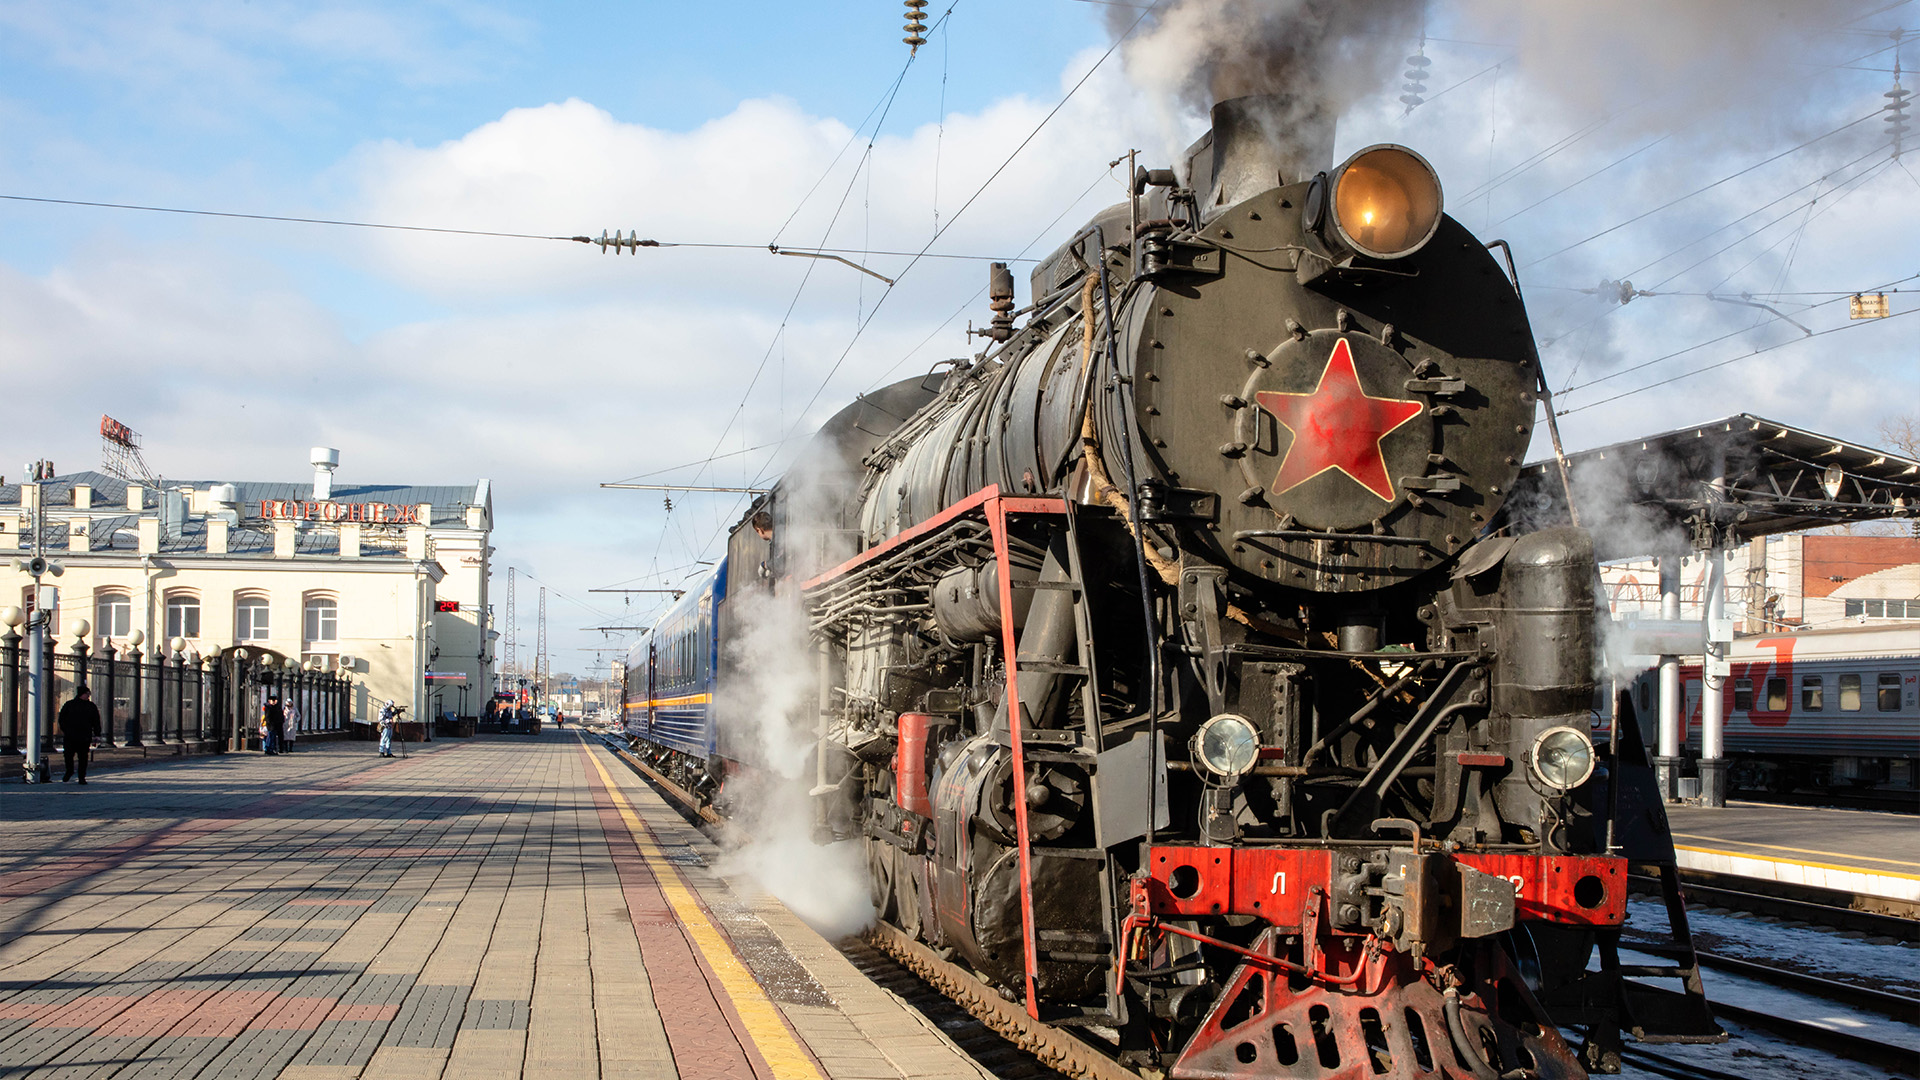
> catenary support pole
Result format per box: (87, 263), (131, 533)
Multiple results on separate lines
(1654, 555), (1683, 801)
(1699, 547), (1728, 806)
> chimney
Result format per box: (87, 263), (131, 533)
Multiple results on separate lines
(311, 447), (340, 500)
(1206, 94), (1336, 215)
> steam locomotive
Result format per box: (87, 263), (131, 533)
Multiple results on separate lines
(625, 95), (1703, 1079)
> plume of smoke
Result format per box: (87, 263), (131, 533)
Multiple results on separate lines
(1112, 0), (1423, 154)
(1452, 0), (1885, 136)
(710, 459), (875, 941)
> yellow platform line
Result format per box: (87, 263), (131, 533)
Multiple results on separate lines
(580, 736), (823, 1080)
(1672, 833), (1920, 871)
(1675, 843), (1920, 882)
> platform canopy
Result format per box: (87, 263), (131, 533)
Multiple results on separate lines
(1506, 413), (1920, 560)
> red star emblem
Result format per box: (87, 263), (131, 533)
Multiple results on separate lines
(1255, 338), (1424, 503)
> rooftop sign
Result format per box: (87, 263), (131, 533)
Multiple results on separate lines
(259, 500), (420, 524)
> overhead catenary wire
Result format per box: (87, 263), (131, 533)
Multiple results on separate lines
(1558, 268), (1920, 396)
(769, 0), (1163, 449)
(1521, 106), (1889, 268)
(1559, 299), (1919, 415)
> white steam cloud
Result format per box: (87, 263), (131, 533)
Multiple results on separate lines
(711, 456), (876, 942)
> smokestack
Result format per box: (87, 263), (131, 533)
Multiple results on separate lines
(311, 447), (339, 500)
(1208, 94), (1336, 212)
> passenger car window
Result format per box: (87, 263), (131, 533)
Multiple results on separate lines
(1801, 676), (1823, 711)
(1879, 673), (1902, 712)
(1765, 677), (1788, 712)
(1839, 673), (1862, 711)
(1733, 678), (1753, 712)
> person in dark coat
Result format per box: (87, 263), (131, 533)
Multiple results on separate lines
(59, 686), (101, 784)
(263, 696), (286, 755)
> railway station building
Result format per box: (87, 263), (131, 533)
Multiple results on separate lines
(1602, 533), (1920, 631)
(0, 452), (495, 734)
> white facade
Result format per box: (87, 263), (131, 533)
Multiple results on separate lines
(0, 468), (495, 725)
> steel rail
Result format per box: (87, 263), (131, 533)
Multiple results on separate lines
(1628, 870), (1920, 936)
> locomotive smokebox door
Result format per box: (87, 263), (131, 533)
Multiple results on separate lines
(1239, 328), (1431, 531)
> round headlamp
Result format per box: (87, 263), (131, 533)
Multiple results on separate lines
(1529, 726), (1597, 791)
(1191, 713), (1261, 781)
(1329, 144), (1443, 260)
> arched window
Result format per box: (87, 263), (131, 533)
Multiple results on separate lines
(165, 593), (201, 640)
(304, 595), (339, 649)
(235, 594), (271, 641)
(94, 591), (132, 642)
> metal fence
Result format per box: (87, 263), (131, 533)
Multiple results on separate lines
(0, 634), (352, 765)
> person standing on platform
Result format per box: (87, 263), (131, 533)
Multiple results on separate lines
(377, 699), (398, 757)
(263, 695), (285, 755)
(59, 686), (100, 784)
(283, 699), (299, 753)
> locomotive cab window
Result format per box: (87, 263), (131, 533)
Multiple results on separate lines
(1879, 673), (1902, 712)
(1733, 678), (1753, 712)
(1765, 677), (1788, 712)
(1800, 676), (1823, 711)
(1839, 673), (1862, 711)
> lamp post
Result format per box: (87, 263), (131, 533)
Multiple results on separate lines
(16, 559), (63, 783)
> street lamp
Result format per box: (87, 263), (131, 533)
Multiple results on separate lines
(14, 555), (63, 784)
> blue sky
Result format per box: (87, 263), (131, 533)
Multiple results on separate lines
(2, 0), (1915, 671)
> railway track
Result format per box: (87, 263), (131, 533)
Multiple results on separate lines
(1629, 870), (1920, 935)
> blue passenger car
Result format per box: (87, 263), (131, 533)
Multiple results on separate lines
(623, 561), (727, 770)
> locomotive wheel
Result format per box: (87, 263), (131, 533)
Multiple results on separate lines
(893, 847), (924, 941)
(867, 840), (898, 922)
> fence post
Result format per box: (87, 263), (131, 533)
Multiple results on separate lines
(124, 642), (143, 746)
(99, 646), (116, 748)
(1, 613), (19, 756)
(229, 650), (245, 751)
(70, 635), (90, 758)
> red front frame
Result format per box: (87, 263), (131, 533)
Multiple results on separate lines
(1145, 845), (1627, 927)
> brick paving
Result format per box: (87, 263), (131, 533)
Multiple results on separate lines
(0, 733), (994, 1080)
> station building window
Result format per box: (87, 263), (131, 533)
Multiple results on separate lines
(1845, 598), (1915, 618)
(166, 594), (201, 640)
(1800, 676), (1823, 711)
(235, 594), (271, 641)
(1879, 673), (1902, 712)
(94, 591), (131, 641)
(303, 595), (339, 650)
(1838, 673), (1862, 712)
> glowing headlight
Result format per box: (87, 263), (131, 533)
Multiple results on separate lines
(1530, 726), (1597, 791)
(1191, 713), (1261, 780)
(1329, 144), (1443, 260)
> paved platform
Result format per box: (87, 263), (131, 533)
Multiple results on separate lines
(0, 732), (995, 1080)
(1665, 801), (1920, 904)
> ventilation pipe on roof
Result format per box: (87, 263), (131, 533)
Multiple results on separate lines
(312, 447), (340, 500)
(207, 483), (240, 526)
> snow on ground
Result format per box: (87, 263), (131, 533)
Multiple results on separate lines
(1625, 895), (1920, 996)
(1611, 1016), (1909, 1080)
